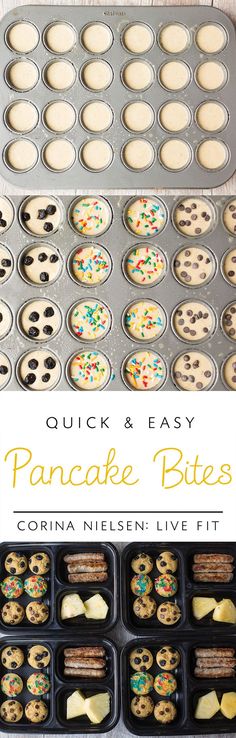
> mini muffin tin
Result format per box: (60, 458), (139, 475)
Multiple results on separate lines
(1, 194), (236, 390)
(122, 635), (236, 735)
(0, 637), (119, 733)
(0, 543), (118, 634)
(0, 6), (236, 188)
(122, 543), (236, 636)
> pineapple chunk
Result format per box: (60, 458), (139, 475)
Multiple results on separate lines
(195, 691), (220, 719)
(67, 690), (86, 719)
(85, 692), (110, 724)
(192, 597), (217, 620)
(61, 593), (86, 620)
(84, 593), (108, 620)
(213, 599), (236, 624)
(221, 692), (236, 719)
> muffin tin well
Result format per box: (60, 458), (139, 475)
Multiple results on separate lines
(0, 543), (118, 634)
(0, 194), (236, 390)
(0, 637), (119, 733)
(0, 6), (236, 188)
(122, 635), (236, 736)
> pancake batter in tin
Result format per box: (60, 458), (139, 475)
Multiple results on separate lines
(125, 197), (166, 236)
(159, 23), (190, 53)
(173, 197), (214, 237)
(173, 245), (215, 287)
(68, 299), (111, 341)
(0, 300), (12, 340)
(69, 350), (111, 390)
(20, 243), (62, 285)
(0, 197), (14, 233)
(81, 23), (112, 53)
(124, 300), (165, 341)
(159, 60), (190, 90)
(172, 351), (215, 391)
(172, 300), (215, 342)
(44, 22), (76, 53)
(71, 244), (111, 285)
(123, 60), (153, 91)
(18, 349), (61, 390)
(122, 23), (153, 54)
(7, 60), (39, 91)
(7, 21), (39, 53)
(223, 199), (236, 234)
(19, 299), (62, 341)
(44, 101), (76, 133)
(222, 248), (236, 285)
(123, 102), (154, 132)
(223, 354), (236, 389)
(70, 197), (112, 236)
(222, 303), (236, 340)
(20, 196), (62, 236)
(124, 245), (166, 286)
(0, 352), (11, 389)
(82, 60), (113, 90)
(0, 244), (13, 283)
(196, 23), (227, 54)
(6, 101), (38, 133)
(81, 101), (113, 132)
(159, 102), (190, 132)
(123, 350), (166, 390)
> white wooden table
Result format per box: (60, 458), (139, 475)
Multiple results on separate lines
(0, 0), (235, 736)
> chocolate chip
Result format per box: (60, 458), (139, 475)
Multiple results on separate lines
(23, 255), (34, 265)
(40, 272), (49, 282)
(29, 311), (40, 322)
(44, 306), (54, 317)
(28, 358), (38, 370)
(44, 222), (53, 232)
(22, 211), (30, 221)
(28, 326), (40, 337)
(24, 373), (36, 385)
(45, 357), (56, 369)
(38, 252), (47, 262)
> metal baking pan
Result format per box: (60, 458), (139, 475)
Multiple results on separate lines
(121, 542), (236, 635)
(0, 542), (119, 634)
(0, 194), (236, 391)
(0, 636), (119, 733)
(0, 6), (235, 188)
(122, 635), (236, 735)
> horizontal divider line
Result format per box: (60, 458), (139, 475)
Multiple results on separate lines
(13, 510), (223, 514)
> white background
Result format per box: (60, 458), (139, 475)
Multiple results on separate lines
(0, 390), (235, 542)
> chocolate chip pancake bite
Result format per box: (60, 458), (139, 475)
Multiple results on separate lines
(130, 647), (153, 672)
(1, 646), (24, 670)
(131, 553), (154, 575)
(156, 551), (178, 575)
(5, 552), (27, 575)
(29, 552), (50, 575)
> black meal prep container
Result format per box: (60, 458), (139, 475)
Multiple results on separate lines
(122, 541), (236, 635)
(0, 636), (119, 733)
(122, 635), (236, 736)
(0, 542), (120, 733)
(121, 542), (236, 735)
(0, 542), (119, 634)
